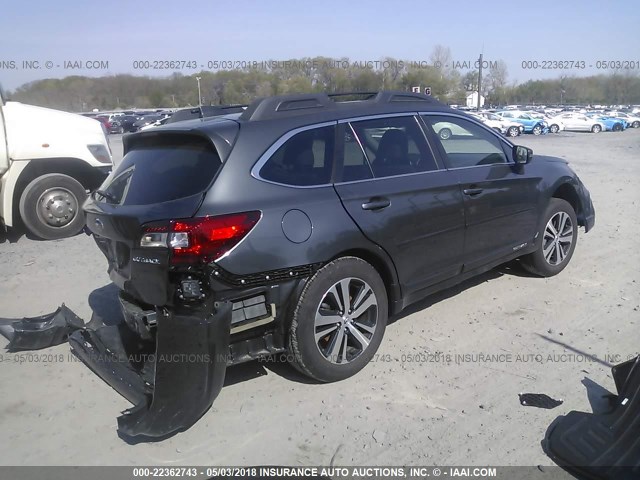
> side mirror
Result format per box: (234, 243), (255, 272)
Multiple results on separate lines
(513, 145), (533, 164)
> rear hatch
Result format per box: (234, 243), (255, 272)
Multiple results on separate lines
(84, 122), (238, 306)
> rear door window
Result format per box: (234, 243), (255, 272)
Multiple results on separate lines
(97, 134), (221, 205)
(259, 125), (335, 186)
(337, 124), (374, 182)
(349, 115), (439, 178)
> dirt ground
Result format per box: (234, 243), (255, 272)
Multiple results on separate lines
(0, 130), (638, 467)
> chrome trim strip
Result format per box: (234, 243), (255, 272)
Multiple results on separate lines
(334, 167), (448, 186)
(337, 112), (417, 124)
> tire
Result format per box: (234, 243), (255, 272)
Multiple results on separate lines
(117, 126), (124, 134)
(532, 124), (543, 135)
(520, 198), (578, 277)
(439, 128), (452, 140)
(288, 256), (388, 382)
(507, 126), (519, 137)
(632, 121), (639, 128)
(549, 124), (559, 134)
(591, 124), (602, 133)
(612, 123), (622, 132)
(18, 173), (87, 240)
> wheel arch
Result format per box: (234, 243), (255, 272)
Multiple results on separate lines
(330, 247), (403, 315)
(551, 182), (585, 227)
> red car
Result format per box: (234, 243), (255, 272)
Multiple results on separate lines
(94, 115), (124, 134)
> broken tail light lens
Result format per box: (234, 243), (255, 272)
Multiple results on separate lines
(140, 211), (261, 265)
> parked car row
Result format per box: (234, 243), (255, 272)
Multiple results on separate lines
(463, 108), (640, 135)
(81, 109), (174, 134)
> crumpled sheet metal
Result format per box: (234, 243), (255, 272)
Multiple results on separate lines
(0, 304), (84, 351)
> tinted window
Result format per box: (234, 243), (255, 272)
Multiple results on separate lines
(422, 115), (508, 168)
(98, 135), (221, 205)
(350, 116), (438, 178)
(338, 124), (373, 182)
(259, 126), (334, 186)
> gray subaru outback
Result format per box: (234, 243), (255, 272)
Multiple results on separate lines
(77, 91), (595, 438)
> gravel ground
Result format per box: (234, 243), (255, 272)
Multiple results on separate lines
(0, 130), (638, 466)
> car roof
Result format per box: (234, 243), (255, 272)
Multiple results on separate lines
(126, 91), (459, 151)
(234, 91), (451, 125)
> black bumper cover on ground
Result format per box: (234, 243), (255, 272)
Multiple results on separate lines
(0, 305), (84, 351)
(69, 300), (232, 440)
(545, 355), (640, 479)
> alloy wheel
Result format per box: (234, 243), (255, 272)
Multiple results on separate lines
(542, 212), (574, 266)
(314, 277), (378, 364)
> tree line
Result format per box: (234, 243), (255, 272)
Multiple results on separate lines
(7, 49), (640, 111)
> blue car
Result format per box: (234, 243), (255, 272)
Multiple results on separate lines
(586, 113), (626, 132)
(495, 111), (548, 135)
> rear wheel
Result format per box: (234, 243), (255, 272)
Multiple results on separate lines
(18, 174), (87, 240)
(288, 257), (388, 382)
(521, 198), (578, 277)
(632, 121), (640, 128)
(591, 124), (602, 133)
(549, 124), (560, 134)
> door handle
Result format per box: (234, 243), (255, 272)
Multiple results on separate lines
(362, 197), (391, 210)
(463, 187), (483, 196)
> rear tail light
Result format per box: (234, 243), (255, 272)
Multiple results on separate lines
(140, 211), (261, 265)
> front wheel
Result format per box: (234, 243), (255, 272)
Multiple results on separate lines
(520, 198), (578, 277)
(18, 173), (87, 240)
(288, 257), (388, 382)
(549, 124), (560, 134)
(632, 121), (640, 128)
(532, 125), (543, 135)
(591, 124), (602, 133)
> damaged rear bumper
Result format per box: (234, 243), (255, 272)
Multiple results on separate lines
(69, 300), (232, 440)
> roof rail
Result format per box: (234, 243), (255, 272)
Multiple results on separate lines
(239, 90), (440, 121)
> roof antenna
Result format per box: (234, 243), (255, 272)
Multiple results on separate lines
(195, 76), (204, 119)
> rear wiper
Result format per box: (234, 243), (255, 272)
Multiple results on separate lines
(95, 189), (119, 203)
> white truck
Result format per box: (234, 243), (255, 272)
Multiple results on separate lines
(0, 86), (112, 239)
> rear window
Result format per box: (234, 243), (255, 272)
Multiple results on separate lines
(97, 135), (221, 205)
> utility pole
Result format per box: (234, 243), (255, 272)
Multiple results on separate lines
(195, 76), (202, 106)
(477, 53), (483, 111)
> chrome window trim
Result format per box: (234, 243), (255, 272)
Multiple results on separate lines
(344, 122), (375, 180)
(334, 166), (451, 186)
(250, 121), (337, 189)
(337, 112), (417, 124)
